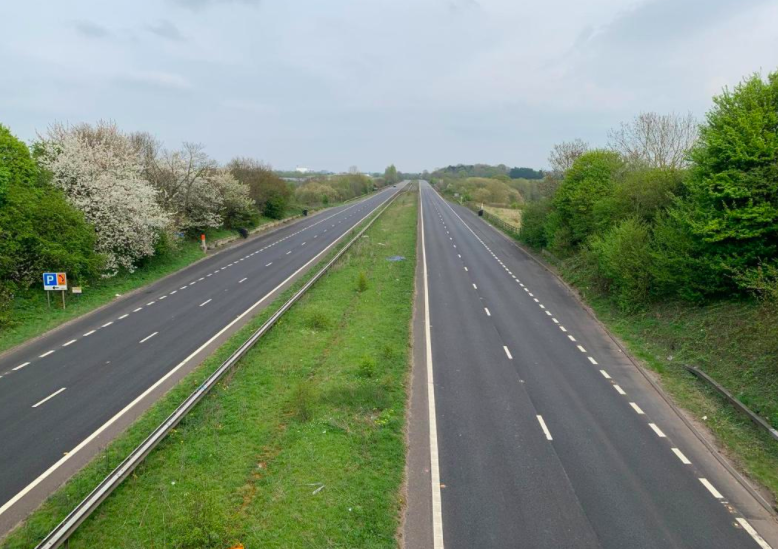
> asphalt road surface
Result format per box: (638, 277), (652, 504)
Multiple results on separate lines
(407, 181), (776, 549)
(0, 183), (406, 534)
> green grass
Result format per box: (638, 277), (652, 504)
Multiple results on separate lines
(0, 217), (294, 355)
(476, 209), (778, 505)
(2, 190), (417, 548)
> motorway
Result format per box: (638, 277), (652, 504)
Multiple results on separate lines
(0, 182), (406, 534)
(406, 181), (777, 549)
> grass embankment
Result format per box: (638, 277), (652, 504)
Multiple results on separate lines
(483, 206), (521, 228)
(3, 190), (417, 548)
(478, 210), (778, 504)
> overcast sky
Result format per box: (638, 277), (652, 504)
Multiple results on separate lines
(1, 0), (777, 173)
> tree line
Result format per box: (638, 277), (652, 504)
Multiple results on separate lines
(0, 120), (393, 325)
(517, 70), (778, 309)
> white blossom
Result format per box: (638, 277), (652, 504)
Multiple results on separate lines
(38, 122), (170, 276)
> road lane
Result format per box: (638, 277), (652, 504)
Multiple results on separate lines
(415, 181), (774, 549)
(0, 183), (406, 533)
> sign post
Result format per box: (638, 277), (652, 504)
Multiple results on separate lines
(43, 272), (68, 310)
(200, 234), (207, 253)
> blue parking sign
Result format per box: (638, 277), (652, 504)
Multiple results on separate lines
(43, 272), (67, 291)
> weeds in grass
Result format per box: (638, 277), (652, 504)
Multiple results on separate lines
(290, 381), (315, 422)
(357, 271), (369, 293)
(358, 355), (376, 378)
(305, 309), (331, 331)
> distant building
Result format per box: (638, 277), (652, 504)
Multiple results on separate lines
(295, 166), (310, 174)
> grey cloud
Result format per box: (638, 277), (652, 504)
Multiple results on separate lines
(72, 20), (112, 39)
(597, 0), (769, 47)
(146, 19), (184, 41)
(171, 0), (260, 10)
(119, 71), (192, 91)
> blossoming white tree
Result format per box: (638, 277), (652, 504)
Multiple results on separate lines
(38, 122), (170, 275)
(210, 170), (255, 227)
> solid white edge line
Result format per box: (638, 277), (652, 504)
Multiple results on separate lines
(699, 478), (723, 499)
(0, 182), (401, 520)
(420, 184), (445, 549)
(32, 387), (66, 408)
(736, 518), (773, 549)
(537, 415), (553, 440)
(671, 448), (691, 464)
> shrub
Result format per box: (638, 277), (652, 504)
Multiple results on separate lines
(588, 218), (653, 309)
(0, 124), (103, 324)
(519, 199), (551, 248)
(552, 150), (624, 246)
(356, 271), (368, 292)
(685, 70), (778, 279)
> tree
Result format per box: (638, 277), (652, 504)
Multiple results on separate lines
(37, 122), (170, 275)
(0, 124), (102, 323)
(152, 143), (222, 231)
(509, 167), (544, 179)
(685, 71), (778, 276)
(384, 164), (399, 185)
(552, 150), (624, 247)
(608, 112), (698, 169)
(548, 139), (589, 175)
(228, 158), (290, 219)
(210, 170), (256, 228)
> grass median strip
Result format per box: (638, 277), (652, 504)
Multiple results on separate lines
(2, 190), (417, 549)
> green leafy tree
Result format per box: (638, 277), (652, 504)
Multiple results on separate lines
(0, 124), (102, 324)
(686, 71), (778, 277)
(552, 150), (624, 248)
(384, 164), (399, 185)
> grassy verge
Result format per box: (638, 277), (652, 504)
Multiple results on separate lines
(477, 209), (778, 505)
(483, 205), (521, 228)
(2, 190), (417, 548)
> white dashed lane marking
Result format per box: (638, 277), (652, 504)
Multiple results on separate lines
(672, 448), (691, 464)
(102, 322), (113, 328)
(139, 332), (158, 344)
(699, 478), (723, 499)
(39, 350), (54, 358)
(83, 330), (96, 337)
(13, 362), (30, 371)
(200, 299), (212, 307)
(484, 308), (491, 316)
(537, 415), (553, 440)
(649, 423), (666, 437)
(614, 384), (626, 395)
(62, 340), (76, 347)
(118, 314), (129, 319)
(503, 346), (513, 360)
(32, 387), (66, 408)
(629, 402), (644, 414)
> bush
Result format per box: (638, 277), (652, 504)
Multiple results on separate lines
(588, 218), (653, 309)
(685, 70), (778, 279)
(356, 271), (368, 293)
(519, 199), (551, 248)
(0, 124), (103, 324)
(552, 150), (624, 246)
